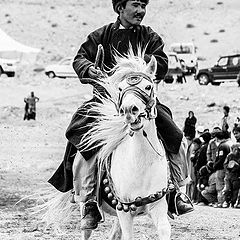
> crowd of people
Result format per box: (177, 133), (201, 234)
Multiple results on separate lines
(184, 106), (240, 209)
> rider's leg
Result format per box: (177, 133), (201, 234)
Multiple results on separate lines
(167, 138), (194, 215)
(72, 152), (102, 230)
(66, 100), (102, 230)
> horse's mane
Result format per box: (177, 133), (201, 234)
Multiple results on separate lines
(79, 46), (155, 161)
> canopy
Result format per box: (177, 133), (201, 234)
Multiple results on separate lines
(0, 28), (40, 64)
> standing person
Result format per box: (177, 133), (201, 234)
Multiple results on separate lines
(236, 71), (240, 87)
(24, 91), (39, 120)
(183, 111), (197, 142)
(179, 59), (187, 83)
(221, 105), (232, 138)
(222, 143), (240, 208)
(194, 132), (212, 205)
(48, 0), (193, 230)
(232, 125), (240, 207)
(206, 127), (221, 164)
(189, 137), (202, 203)
(23, 98), (29, 120)
(213, 131), (232, 208)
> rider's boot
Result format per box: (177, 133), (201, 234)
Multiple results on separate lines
(80, 199), (102, 230)
(72, 152), (102, 230)
(166, 138), (194, 216)
(167, 188), (194, 216)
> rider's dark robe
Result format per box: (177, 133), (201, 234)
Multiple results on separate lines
(48, 19), (183, 192)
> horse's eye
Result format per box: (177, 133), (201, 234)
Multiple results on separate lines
(145, 85), (152, 91)
(119, 87), (122, 92)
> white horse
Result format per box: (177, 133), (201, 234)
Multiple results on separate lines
(40, 48), (171, 240)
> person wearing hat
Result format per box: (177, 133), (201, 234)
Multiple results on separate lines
(48, 0), (193, 230)
(222, 143), (240, 208)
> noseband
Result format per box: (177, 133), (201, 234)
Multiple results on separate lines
(117, 72), (156, 119)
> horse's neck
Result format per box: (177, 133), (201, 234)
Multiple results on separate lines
(111, 121), (167, 198)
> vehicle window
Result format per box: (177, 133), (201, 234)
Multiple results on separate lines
(218, 57), (228, 66)
(171, 46), (192, 54)
(168, 55), (177, 65)
(230, 56), (240, 66)
(61, 59), (72, 65)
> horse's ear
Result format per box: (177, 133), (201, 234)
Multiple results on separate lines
(145, 55), (157, 77)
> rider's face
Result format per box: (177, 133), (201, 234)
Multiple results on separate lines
(119, 0), (146, 28)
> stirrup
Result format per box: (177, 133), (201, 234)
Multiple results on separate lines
(81, 199), (104, 223)
(174, 191), (194, 216)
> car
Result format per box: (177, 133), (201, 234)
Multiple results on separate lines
(169, 42), (198, 74)
(0, 58), (18, 77)
(195, 54), (240, 86)
(163, 52), (184, 83)
(45, 57), (78, 78)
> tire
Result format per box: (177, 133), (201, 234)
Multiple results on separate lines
(198, 74), (209, 85)
(164, 76), (174, 84)
(47, 71), (55, 78)
(211, 82), (221, 86)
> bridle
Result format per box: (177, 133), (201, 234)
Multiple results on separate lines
(100, 72), (172, 212)
(117, 72), (157, 120)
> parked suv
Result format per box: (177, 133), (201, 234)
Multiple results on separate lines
(195, 54), (240, 85)
(169, 42), (198, 74)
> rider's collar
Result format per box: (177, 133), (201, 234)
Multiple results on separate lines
(113, 18), (140, 31)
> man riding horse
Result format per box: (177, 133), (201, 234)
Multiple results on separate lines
(48, 0), (193, 230)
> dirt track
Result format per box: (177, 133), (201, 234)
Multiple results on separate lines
(1, 75), (240, 240)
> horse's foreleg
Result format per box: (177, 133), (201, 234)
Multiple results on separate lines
(149, 201), (171, 240)
(116, 211), (133, 240)
(109, 218), (122, 240)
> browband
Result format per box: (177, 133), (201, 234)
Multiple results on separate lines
(125, 72), (153, 86)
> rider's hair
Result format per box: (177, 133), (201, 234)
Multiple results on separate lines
(112, 0), (149, 14)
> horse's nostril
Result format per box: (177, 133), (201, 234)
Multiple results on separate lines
(131, 106), (139, 115)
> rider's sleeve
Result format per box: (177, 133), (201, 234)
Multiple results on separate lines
(144, 27), (168, 81)
(72, 30), (102, 83)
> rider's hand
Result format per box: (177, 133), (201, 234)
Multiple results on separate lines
(88, 66), (105, 80)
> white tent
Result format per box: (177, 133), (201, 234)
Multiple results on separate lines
(0, 28), (40, 64)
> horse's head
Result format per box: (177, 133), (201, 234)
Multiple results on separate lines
(117, 55), (157, 131)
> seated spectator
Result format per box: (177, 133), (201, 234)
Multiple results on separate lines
(201, 171), (217, 206)
(222, 143), (240, 208)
